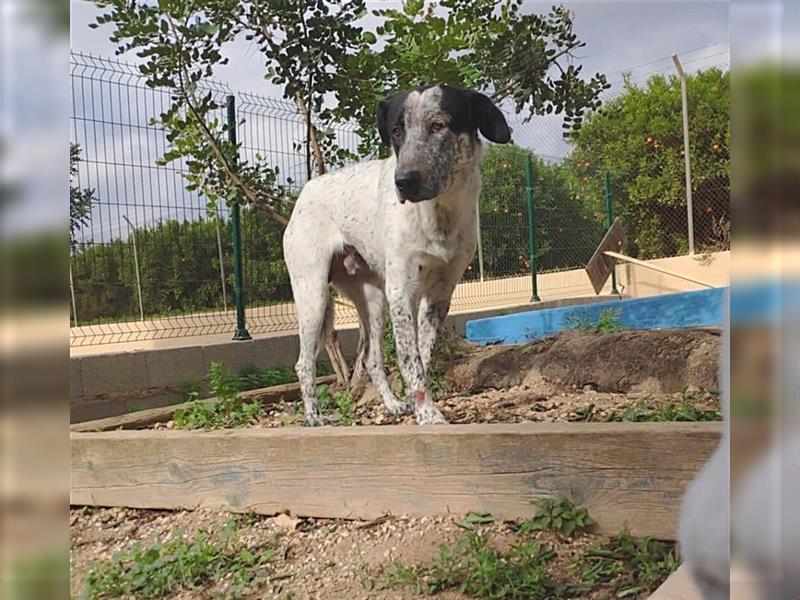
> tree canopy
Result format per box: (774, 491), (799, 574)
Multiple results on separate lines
(90, 0), (609, 214)
(568, 68), (730, 258)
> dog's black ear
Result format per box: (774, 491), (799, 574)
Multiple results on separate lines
(377, 98), (391, 147)
(471, 92), (511, 144)
(377, 91), (410, 147)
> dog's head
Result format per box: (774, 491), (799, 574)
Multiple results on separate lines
(377, 84), (511, 203)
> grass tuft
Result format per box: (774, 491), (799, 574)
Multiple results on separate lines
(614, 400), (720, 422)
(566, 307), (625, 334)
(317, 384), (356, 425)
(375, 505), (676, 599)
(81, 520), (275, 599)
(173, 362), (263, 429)
(578, 531), (678, 597)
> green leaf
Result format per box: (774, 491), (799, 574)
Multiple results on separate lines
(456, 511), (494, 530)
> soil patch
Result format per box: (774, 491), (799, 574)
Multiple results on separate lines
(448, 328), (720, 395)
(146, 328), (720, 430)
(71, 508), (675, 600)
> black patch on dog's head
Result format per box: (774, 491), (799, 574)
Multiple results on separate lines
(377, 84), (511, 202)
(377, 85), (511, 149)
(469, 91), (511, 143)
(377, 89), (413, 149)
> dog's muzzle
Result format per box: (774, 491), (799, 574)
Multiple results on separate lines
(395, 170), (435, 203)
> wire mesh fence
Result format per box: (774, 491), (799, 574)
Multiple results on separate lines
(69, 51), (729, 348)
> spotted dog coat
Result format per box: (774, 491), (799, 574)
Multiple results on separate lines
(283, 84), (511, 426)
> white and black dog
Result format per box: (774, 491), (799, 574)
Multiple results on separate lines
(283, 84), (511, 426)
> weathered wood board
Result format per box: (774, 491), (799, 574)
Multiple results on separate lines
(71, 421), (721, 539)
(70, 375), (337, 432)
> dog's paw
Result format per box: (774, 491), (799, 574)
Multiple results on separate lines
(384, 397), (413, 416)
(415, 403), (448, 425)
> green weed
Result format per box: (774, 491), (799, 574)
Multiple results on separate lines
(180, 378), (201, 402)
(237, 362), (333, 391)
(615, 400), (720, 422)
(375, 511), (560, 599)
(424, 531), (558, 599)
(377, 559), (423, 593)
(456, 511), (495, 531)
(81, 520), (275, 599)
(520, 497), (595, 538)
(173, 362), (263, 429)
(578, 531), (678, 598)
(566, 307), (624, 334)
(382, 319), (399, 370)
(374, 506), (676, 600)
(316, 384), (355, 425)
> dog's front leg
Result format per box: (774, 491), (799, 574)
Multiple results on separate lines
(387, 286), (447, 425)
(417, 296), (450, 376)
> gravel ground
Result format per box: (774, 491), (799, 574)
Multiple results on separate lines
(71, 507), (647, 600)
(244, 378), (720, 429)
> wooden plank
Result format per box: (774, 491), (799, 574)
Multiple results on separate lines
(586, 217), (627, 294)
(70, 375), (337, 432)
(71, 421), (721, 539)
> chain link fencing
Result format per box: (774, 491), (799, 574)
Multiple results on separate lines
(69, 51), (728, 348)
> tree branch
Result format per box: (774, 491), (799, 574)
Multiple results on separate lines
(294, 93), (327, 176)
(167, 14), (290, 228)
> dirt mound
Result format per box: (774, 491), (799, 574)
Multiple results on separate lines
(448, 328), (720, 394)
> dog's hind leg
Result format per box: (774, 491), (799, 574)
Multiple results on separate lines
(290, 271), (333, 427)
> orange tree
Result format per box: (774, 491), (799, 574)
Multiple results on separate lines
(476, 143), (604, 279)
(568, 68), (730, 258)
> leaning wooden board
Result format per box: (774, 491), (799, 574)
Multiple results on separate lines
(70, 375), (337, 432)
(71, 421), (720, 539)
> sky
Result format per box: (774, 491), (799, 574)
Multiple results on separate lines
(70, 1), (730, 98)
(66, 0), (731, 241)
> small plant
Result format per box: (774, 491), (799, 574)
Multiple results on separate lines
(173, 362), (263, 429)
(520, 497), (595, 537)
(570, 403), (595, 422)
(181, 378), (201, 402)
(316, 384), (355, 426)
(377, 559), (422, 593)
(579, 531), (678, 597)
(456, 511), (495, 531)
(567, 307), (624, 334)
(238, 363), (296, 391)
(616, 400), (720, 423)
(81, 520), (275, 599)
(237, 362), (333, 392)
(425, 531), (558, 599)
(382, 319), (399, 370)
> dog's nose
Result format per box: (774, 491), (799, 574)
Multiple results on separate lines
(394, 170), (423, 197)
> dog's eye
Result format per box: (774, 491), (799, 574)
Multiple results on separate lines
(430, 122), (444, 133)
(392, 126), (402, 138)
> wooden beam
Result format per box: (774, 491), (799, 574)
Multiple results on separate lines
(70, 375), (337, 432)
(71, 422), (721, 539)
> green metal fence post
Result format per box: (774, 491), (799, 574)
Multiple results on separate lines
(227, 95), (252, 340)
(603, 170), (620, 296)
(525, 155), (541, 302)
